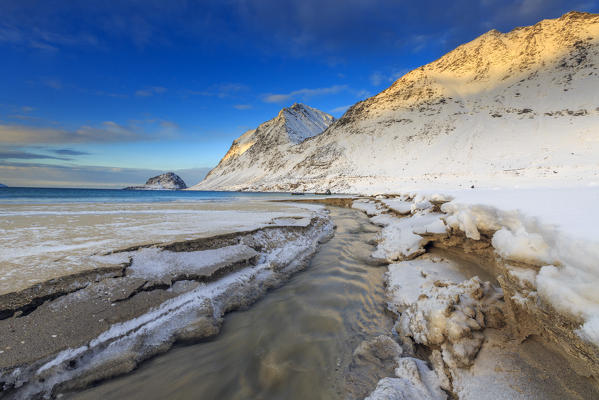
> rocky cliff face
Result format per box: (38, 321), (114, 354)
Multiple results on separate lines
(191, 103), (334, 190)
(125, 172), (187, 190)
(192, 11), (599, 193)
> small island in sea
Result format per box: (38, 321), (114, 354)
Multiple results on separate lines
(124, 172), (187, 190)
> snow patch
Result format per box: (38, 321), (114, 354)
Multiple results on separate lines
(365, 357), (446, 400)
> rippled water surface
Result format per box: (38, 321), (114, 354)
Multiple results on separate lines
(70, 207), (391, 400)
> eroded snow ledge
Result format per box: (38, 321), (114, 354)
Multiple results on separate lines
(0, 208), (334, 399)
(351, 193), (599, 399)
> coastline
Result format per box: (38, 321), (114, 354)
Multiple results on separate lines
(0, 201), (334, 398)
(1, 190), (599, 398)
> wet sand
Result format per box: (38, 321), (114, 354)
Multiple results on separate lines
(0, 200), (313, 294)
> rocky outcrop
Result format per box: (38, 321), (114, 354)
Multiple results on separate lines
(124, 172), (187, 190)
(192, 12), (599, 193)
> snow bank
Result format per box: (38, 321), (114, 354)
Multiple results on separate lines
(369, 206), (446, 262)
(432, 188), (599, 345)
(387, 259), (504, 369)
(381, 198), (413, 215)
(352, 199), (385, 216)
(365, 357), (446, 400)
(353, 190), (599, 398)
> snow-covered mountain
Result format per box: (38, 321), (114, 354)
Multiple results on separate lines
(193, 12), (599, 193)
(192, 103), (334, 190)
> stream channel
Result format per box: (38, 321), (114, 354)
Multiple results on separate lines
(69, 206), (393, 400)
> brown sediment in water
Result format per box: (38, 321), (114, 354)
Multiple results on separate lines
(274, 196), (359, 208)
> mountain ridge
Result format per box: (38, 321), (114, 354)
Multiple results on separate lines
(194, 103), (334, 188)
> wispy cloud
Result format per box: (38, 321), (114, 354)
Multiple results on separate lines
(370, 68), (412, 86)
(330, 105), (352, 114)
(370, 72), (385, 86)
(135, 86), (167, 97)
(52, 148), (91, 156)
(0, 119), (177, 145)
(0, 23), (99, 51)
(7, 114), (41, 122)
(42, 78), (62, 90)
(0, 150), (69, 161)
(93, 90), (129, 99)
(263, 85), (348, 103)
(355, 89), (372, 100)
(184, 83), (248, 99)
(233, 104), (252, 110)
(158, 120), (178, 130)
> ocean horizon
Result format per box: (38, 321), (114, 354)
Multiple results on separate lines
(0, 186), (298, 204)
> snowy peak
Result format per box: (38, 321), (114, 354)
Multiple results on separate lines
(194, 104), (333, 187)
(220, 103), (333, 164)
(279, 103), (334, 144)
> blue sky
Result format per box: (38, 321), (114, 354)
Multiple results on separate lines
(1, 0), (597, 187)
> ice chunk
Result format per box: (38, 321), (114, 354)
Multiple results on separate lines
(128, 244), (258, 279)
(382, 199), (413, 215)
(366, 357), (446, 400)
(372, 213), (446, 262)
(352, 199), (384, 216)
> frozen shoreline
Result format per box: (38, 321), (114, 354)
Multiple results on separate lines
(1, 189), (598, 399)
(0, 200), (323, 295)
(0, 203), (334, 399)
(350, 190), (599, 399)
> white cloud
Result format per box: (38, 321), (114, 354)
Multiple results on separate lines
(263, 85), (348, 103)
(234, 104), (252, 110)
(42, 78), (62, 90)
(0, 119), (178, 145)
(184, 83), (248, 99)
(355, 89), (372, 100)
(135, 86), (167, 97)
(518, 0), (545, 16)
(370, 71), (385, 86)
(0, 24), (99, 51)
(330, 105), (352, 114)
(370, 68), (411, 87)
